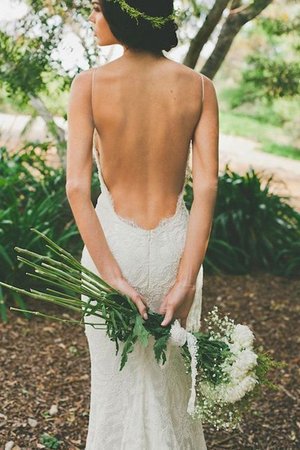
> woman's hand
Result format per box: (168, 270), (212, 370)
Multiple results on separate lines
(100, 267), (149, 320)
(158, 281), (197, 329)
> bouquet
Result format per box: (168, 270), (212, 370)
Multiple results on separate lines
(0, 228), (284, 431)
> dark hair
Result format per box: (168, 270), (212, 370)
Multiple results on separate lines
(99, 0), (178, 54)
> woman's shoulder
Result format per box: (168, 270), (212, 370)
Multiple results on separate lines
(165, 60), (214, 101)
(70, 68), (94, 93)
(69, 61), (215, 102)
(69, 67), (109, 96)
(73, 64), (118, 86)
(165, 58), (214, 89)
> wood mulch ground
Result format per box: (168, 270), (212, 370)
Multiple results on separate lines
(0, 272), (299, 450)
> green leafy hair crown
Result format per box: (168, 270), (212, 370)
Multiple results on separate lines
(108, 0), (179, 29)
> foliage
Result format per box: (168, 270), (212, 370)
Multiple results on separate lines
(0, 0), (99, 148)
(275, 241), (300, 277)
(1, 143), (299, 323)
(40, 433), (62, 449)
(185, 165), (300, 277)
(108, 0), (178, 28)
(0, 144), (100, 322)
(0, 0), (100, 99)
(0, 31), (51, 102)
(244, 55), (300, 100)
(0, 8), (69, 104)
(238, 14), (300, 102)
(217, 84), (300, 157)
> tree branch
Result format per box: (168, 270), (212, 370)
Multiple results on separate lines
(183, 0), (230, 69)
(201, 0), (273, 79)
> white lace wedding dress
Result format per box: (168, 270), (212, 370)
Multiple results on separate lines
(80, 145), (207, 449)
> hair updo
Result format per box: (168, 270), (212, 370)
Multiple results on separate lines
(99, 0), (178, 54)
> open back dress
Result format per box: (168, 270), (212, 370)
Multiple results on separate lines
(80, 68), (207, 450)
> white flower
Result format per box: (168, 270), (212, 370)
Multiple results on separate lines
(228, 342), (241, 355)
(227, 349), (258, 380)
(169, 319), (187, 347)
(231, 324), (255, 349)
(223, 375), (258, 403)
(199, 374), (258, 404)
(168, 320), (198, 415)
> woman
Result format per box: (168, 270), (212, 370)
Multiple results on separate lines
(66, 0), (219, 448)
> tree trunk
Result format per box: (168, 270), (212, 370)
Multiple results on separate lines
(29, 94), (66, 165)
(183, 0), (230, 69)
(201, 0), (273, 79)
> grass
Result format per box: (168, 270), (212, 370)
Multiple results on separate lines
(219, 110), (300, 160)
(218, 83), (300, 160)
(261, 142), (300, 160)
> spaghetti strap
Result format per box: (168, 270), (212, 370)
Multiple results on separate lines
(91, 67), (96, 99)
(200, 73), (205, 103)
(91, 67), (96, 127)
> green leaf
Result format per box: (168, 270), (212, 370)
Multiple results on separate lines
(153, 334), (170, 366)
(120, 334), (137, 371)
(133, 314), (150, 348)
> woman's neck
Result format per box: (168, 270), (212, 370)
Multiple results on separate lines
(122, 46), (164, 60)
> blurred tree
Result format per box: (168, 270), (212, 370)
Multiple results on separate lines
(1, 0), (297, 160)
(183, 0), (273, 79)
(0, 0), (97, 164)
(0, 28), (66, 150)
(241, 15), (300, 99)
(183, 0), (230, 68)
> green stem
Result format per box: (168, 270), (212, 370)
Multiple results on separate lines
(10, 307), (107, 328)
(26, 269), (108, 304)
(24, 229), (117, 293)
(16, 247), (111, 293)
(39, 261), (110, 297)
(18, 252), (129, 312)
(38, 262), (103, 297)
(0, 282), (100, 318)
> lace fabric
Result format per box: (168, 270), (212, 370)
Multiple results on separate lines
(80, 148), (206, 449)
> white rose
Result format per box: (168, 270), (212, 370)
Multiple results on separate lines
(228, 342), (241, 355)
(228, 349), (258, 380)
(223, 375), (258, 403)
(231, 324), (255, 348)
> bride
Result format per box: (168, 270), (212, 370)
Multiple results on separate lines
(66, 0), (219, 448)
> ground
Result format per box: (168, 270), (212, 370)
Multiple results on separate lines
(1, 115), (299, 449)
(1, 272), (299, 450)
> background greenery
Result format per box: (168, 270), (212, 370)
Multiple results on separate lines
(0, 0), (299, 321)
(1, 143), (299, 321)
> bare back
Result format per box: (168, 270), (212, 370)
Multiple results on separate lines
(91, 56), (204, 230)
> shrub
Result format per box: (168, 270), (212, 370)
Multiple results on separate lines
(0, 143), (100, 321)
(1, 148), (299, 322)
(185, 164), (300, 277)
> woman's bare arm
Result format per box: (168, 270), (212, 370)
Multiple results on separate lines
(66, 70), (121, 279)
(160, 76), (219, 327)
(66, 70), (148, 319)
(176, 76), (219, 284)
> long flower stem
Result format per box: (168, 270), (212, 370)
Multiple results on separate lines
(17, 229), (114, 293)
(16, 246), (112, 294)
(17, 250), (133, 314)
(10, 307), (107, 328)
(29, 228), (115, 292)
